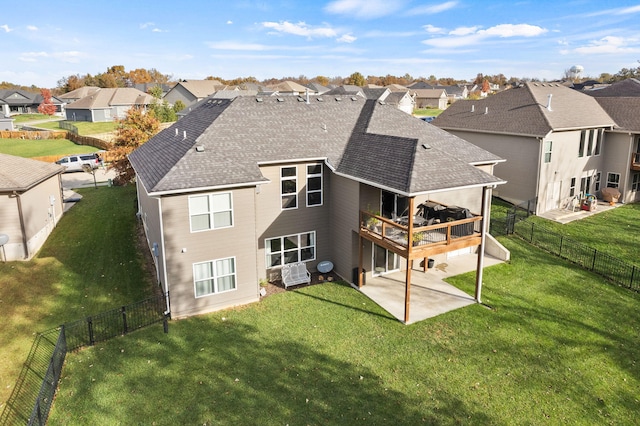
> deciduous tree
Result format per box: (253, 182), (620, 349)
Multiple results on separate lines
(347, 71), (366, 86)
(110, 107), (160, 185)
(37, 88), (57, 115)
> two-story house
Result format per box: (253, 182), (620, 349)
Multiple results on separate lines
(129, 95), (505, 322)
(434, 82), (616, 214)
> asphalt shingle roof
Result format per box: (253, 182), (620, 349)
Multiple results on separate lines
(0, 153), (64, 192)
(434, 82), (615, 137)
(66, 88), (154, 109)
(595, 97), (640, 132)
(130, 95), (504, 196)
(584, 78), (640, 97)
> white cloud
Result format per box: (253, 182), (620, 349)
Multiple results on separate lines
(571, 36), (639, 54)
(324, 0), (407, 19)
(19, 51), (48, 62)
(423, 23), (547, 48)
(139, 22), (155, 29)
(449, 26), (480, 36)
(262, 21), (337, 38)
(1, 24), (12, 32)
(207, 41), (276, 51)
(337, 33), (357, 43)
(27, 25), (38, 31)
(423, 25), (445, 34)
(227, 20), (233, 25)
(407, 1), (458, 15)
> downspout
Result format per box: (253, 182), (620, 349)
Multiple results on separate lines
(157, 196), (171, 316)
(534, 137), (543, 214)
(475, 185), (492, 303)
(13, 191), (29, 259)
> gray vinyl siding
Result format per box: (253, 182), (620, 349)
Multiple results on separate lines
(0, 175), (63, 260)
(448, 131), (539, 210)
(328, 173), (360, 281)
(161, 187), (259, 318)
(136, 179), (165, 289)
(602, 131), (636, 203)
(256, 163), (331, 281)
(0, 194), (22, 260)
(164, 85), (198, 108)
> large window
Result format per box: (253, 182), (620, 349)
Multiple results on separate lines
(594, 172), (601, 192)
(281, 166), (298, 209)
(189, 192), (233, 232)
(594, 129), (603, 156)
(607, 172), (620, 188)
(633, 173), (640, 192)
(569, 177), (576, 197)
(306, 164), (323, 206)
(266, 231), (316, 268)
(543, 140), (552, 163)
(578, 130), (586, 158)
(193, 257), (236, 297)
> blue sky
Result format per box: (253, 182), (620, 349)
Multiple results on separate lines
(2, 0), (640, 88)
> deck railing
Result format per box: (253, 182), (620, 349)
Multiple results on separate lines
(360, 210), (482, 255)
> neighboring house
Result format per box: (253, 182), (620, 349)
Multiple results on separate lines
(57, 86), (101, 104)
(413, 89), (448, 110)
(0, 114), (14, 130)
(305, 82), (330, 94)
(0, 89), (65, 116)
(408, 82), (468, 103)
(325, 85), (366, 98)
(0, 154), (64, 261)
(163, 80), (225, 108)
(64, 88), (155, 122)
(434, 82), (617, 215)
(129, 95), (506, 321)
(268, 81), (312, 95)
(586, 79), (640, 203)
(381, 90), (415, 115)
(132, 83), (174, 96)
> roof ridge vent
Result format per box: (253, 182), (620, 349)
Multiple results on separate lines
(277, 97), (284, 102)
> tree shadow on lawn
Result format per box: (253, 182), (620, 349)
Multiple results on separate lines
(52, 316), (494, 425)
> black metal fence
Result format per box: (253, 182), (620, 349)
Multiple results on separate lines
(513, 221), (640, 291)
(0, 293), (168, 426)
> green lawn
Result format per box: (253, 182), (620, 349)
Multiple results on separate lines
(0, 186), (153, 409)
(48, 236), (640, 425)
(0, 138), (99, 158)
(2, 186), (639, 424)
(11, 113), (55, 123)
(34, 120), (117, 135)
(413, 108), (443, 117)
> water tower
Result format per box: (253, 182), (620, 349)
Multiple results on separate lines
(569, 65), (584, 80)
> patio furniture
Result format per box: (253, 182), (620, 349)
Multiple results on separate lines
(281, 262), (311, 288)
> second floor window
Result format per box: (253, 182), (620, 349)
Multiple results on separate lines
(189, 192), (233, 232)
(306, 164), (323, 206)
(281, 166), (297, 209)
(544, 140), (552, 163)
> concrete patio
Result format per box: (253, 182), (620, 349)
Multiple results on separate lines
(358, 252), (504, 324)
(538, 199), (620, 224)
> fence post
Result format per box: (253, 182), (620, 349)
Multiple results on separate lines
(591, 249), (597, 271)
(529, 222), (534, 243)
(87, 317), (95, 346)
(122, 306), (128, 334)
(631, 265), (636, 289)
(559, 235), (563, 257)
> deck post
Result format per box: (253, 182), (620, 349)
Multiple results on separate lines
(358, 233), (363, 288)
(475, 186), (491, 303)
(404, 197), (415, 323)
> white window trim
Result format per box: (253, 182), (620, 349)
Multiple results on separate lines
(188, 192), (234, 233)
(280, 166), (298, 210)
(306, 163), (323, 207)
(265, 231), (316, 268)
(607, 172), (620, 189)
(543, 140), (552, 164)
(193, 256), (237, 298)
